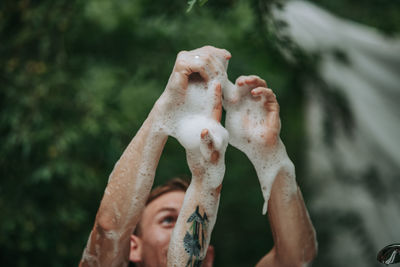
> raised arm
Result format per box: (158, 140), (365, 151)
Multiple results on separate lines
(167, 83), (229, 267)
(79, 107), (168, 267)
(152, 46), (231, 266)
(223, 75), (317, 267)
(79, 47), (228, 267)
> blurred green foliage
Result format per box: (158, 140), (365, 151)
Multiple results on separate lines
(315, 0), (400, 36)
(187, 0), (209, 12)
(0, 0), (399, 266)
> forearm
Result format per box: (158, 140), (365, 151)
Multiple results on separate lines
(167, 175), (222, 266)
(97, 108), (168, 230)
(256, 150), (317, 267)
(81, 104), (168, 266)
(248, 140), (295, 215)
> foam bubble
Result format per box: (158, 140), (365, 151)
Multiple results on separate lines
(165, 51), (230, 266)
(222, 76), (297, 214)
(249, 140), (297, 214)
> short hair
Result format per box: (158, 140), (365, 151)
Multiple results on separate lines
(133, 178), (189, 236)
(146, 178), (189, 205)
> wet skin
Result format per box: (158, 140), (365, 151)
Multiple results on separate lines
(80, 46), (317, 267)
(130, 191), (214, 267)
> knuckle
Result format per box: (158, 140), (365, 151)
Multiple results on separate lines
(236, 75), (245, 82)
(174, 60), (186, 71)
(177, 50), (187, 58)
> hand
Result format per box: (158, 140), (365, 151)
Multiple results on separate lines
(166, 88), (227, 267)
(224, 75), (281, 157)
(153, 46), (231, 136)
(185, 84), (228, 188)
(223, 75), (287, 214)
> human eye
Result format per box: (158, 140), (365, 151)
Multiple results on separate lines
(160, 215), (176, 227)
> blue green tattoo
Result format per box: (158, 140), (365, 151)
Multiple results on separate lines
(183, 206), (208, 267)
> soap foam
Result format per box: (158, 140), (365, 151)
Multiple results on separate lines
(165, 51), (230, 266)
(250, 141), (297, 214)
(223, 76), (297, 214)
(168, 182), (222, 266)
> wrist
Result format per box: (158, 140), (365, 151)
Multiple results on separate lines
(144, 101), (169, 139)
(253, 140), (294, 176)
(246, 139), (296, 214)
(245, 138), (284, 165)
(191, 165), (225, 191)
(152, 92), (170, 116)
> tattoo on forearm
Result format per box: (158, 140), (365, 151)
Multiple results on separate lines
(183, 206), (208, 267)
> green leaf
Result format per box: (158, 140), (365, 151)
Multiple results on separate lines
(187, 0), (208, 12)
(187, 0), (196, 13)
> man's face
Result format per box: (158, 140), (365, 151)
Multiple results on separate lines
(131, 191), (185, 266)
(130, 190), (214, 267)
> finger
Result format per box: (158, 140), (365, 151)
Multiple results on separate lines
(209, 53), (227, 75)
(235, 75), (264, 99)
(210, 49), (231, 71)
(174, 57), (210, 82)
(168, 71), (189, 93)
(200, 53), (217, 76)
(263, 88), (281, 143)
(201, 128), (224, 151)
(194, 50), (226, 79)
(189, 49), (219, 77)
(251, 87), (279, 110)
(176, 47), (229, 81)
(235, 75), (247, 86)
(225, 51), (232, 60)
(219, 48), (231, 61)
(192, 46), (230, 77)
(236, 75), (267, 88)
(210, 129), (224, 151)
(250, 87), (270, 103)
(212, 83), (223, 122)
(201, 128), (209, 139)
(200, 129), (221, 164)
(264, 89), (279, 113)
(245, 75), (267, 87)
(186, 61), (209, 82)
(236, 76), (253, 97)
(251, 87), (272, 96)
(200, 129), (212, 160)
(198, 46), (231, 61)
(213, 46), (231, 60)
(221, 80), (237, 107)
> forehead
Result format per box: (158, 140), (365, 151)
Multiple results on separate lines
(142, 191), (185, 219)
